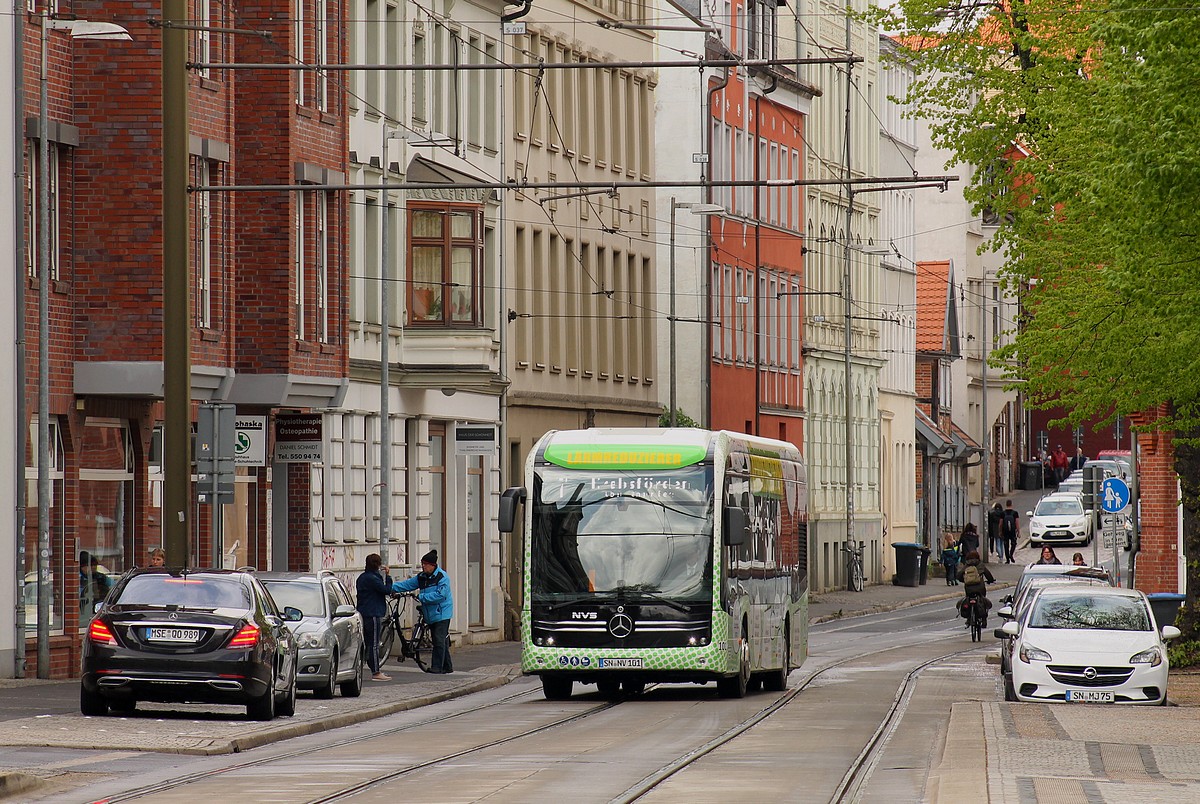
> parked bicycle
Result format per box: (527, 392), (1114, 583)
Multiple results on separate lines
(378, 592), (433, 672)
(843, 540), (865, 593)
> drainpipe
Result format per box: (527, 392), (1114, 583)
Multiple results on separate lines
(13, 0), (28, 678)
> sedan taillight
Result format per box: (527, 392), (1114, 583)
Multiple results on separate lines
(89, 620), (117, 646)
(228, 623), (260, 649)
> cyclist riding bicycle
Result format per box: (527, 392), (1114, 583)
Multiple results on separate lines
(955, 549), (995, 627)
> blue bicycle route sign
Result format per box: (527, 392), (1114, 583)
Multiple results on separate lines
(1101, 477), (1130, 513)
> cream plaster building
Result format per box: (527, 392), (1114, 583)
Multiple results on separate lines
(337, 0), (508, 644)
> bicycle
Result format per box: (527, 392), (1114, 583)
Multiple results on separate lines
(964, 593), (986, 642)
(378, 592), (433, 672)
(843, 540), (865, 593)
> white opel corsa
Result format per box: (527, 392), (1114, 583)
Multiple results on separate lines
(1001, 586), (1181, 704)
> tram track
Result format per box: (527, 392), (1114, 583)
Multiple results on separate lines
(85, 683), (617, 804)
(611, 634), (988, 804)
(87, 615), (987, 804)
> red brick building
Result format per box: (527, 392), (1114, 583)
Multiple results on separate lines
(19, 0), (348, 676)
(705, 41), (815, 450)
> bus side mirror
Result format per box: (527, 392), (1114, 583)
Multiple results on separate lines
(723, 506), (747, 547)
(498, 486), (527, 533)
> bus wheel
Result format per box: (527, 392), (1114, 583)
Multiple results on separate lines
(762, 627), (790, 692)
(597, 680), (621, 698)
(717, 624), (751, 699)
(541, 675), (573, 700)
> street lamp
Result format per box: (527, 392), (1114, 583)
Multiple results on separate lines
(378, 126), (403, 567)
(35, 8), (130, 677)
(668, 199), (722, 427)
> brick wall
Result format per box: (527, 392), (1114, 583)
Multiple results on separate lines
(287, 463), (311, 572)
(1132, 406), (1180, 594)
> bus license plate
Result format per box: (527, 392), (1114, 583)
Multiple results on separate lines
(598, 658), (643, 669)
(146, 627), (201, 643)
(1066, 689), (1113, 703)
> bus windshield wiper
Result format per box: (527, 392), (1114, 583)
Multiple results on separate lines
(608, 586), (692, 614)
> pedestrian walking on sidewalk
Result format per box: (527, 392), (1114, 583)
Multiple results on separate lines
(956, 522), (981, 559)
(1052, 444), (1070, 484)
(941, 534), (961, 586)
(1001, 500), (1020, 564)
(987, 502), (1005, 559)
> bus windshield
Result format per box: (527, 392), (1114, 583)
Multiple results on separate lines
(531, 465), (714, 601)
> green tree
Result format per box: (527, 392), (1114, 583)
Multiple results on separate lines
(658, 407), (700, 428)
(878, 0), (1200, 425)
(879, 0), (1200, 652)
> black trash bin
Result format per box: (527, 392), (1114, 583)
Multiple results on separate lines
(892, 542), (922, 587)
(918, 546), (933, 585)
(1019, 461), (1044, 490)
(1147, 593), (1185, 629)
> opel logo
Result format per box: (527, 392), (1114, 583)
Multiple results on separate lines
(1083, 667), (1097, 680)
(608, 613), (633, 639)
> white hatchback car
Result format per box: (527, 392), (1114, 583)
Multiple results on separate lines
(1027, 493), (1092, 546)
(1001, 586), (1180, 704)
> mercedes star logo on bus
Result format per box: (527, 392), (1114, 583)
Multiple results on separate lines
(608, 613), (633, 639)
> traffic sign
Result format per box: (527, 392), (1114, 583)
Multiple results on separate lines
(1100, 477), (1130, 513)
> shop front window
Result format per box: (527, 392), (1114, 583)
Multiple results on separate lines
(78, 420), (134, 621)
(24, 417), (65, 633)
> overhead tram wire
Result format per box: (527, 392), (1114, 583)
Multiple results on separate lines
(192, 55), (864, 73)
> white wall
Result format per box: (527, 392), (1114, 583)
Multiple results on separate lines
(2, 9), (21, 676)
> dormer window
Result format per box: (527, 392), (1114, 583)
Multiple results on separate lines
(746, 0), (777, 60)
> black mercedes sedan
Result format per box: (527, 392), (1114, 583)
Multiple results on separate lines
(80, 568), (301, 720)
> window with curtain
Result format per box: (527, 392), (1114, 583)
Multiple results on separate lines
(407, 204), (483, 326)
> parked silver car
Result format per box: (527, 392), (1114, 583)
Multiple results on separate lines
(257, 571), (365, 698)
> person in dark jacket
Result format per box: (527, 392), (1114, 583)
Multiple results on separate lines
(392, 549), (454, 674)
(956, 522), (981, 558)
(356, 553), (393, 681)
(1001, 500), (1021, 564)
(987, 503), (1005, 559)
(956, 550), (996, 625)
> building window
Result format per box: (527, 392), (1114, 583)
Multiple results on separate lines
(24, 416), (66, 634)
(77, 420), (134, 624)
(413, 29), (427, 124)
(192, 159), (213, 328)
(314, 0), (328, 110)
(192, 0), (211, 79)
(407, 204), (483, 326)
(294, 0), (305, 106)
(296, 194), (307, 337)
(316, 192), (329, 342)
(26, 141), (61, 279)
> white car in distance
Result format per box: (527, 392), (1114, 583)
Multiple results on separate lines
(1001, 586), (1180, 704)
(1028, 493), (1092, 546)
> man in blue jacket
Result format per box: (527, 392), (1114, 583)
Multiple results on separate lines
(392, 549), (454, 673)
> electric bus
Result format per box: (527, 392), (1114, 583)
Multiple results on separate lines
(499, 428), (808, 699)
